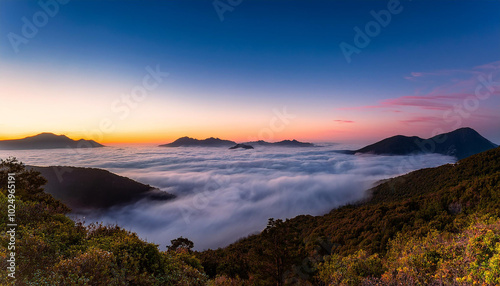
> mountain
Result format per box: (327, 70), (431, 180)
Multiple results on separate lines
(0, 160), (206, 284)
(355, 127), (497, 159)
(0, 133), (104, 150)
(159, 136), (236, 147)
(229, 143), (254, 150)
(198, 146), (500, 284)
(245, 139), (314, 147)
(159, 137), (314, 148)
(29, 166), (175, 210)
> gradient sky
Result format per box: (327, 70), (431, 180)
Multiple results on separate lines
(1, 0), (499, 145)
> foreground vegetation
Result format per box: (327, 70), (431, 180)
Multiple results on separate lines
(0, 158), (206, 285)
(197, 147), (500, 285)
(1, 146), (499, 285)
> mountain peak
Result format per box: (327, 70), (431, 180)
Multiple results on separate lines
(159, 137), (236, 147)
(245, 139), (314, 147)
(32, 132), (66, 138)
(356, 127), (497, 159)
(0, 133), (104, 150)
(448, 127), (479, 136)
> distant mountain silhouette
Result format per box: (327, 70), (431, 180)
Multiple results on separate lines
(30, 166), (175, 211)
(0, 133), (104, 150)
(354, 127), (497, 159)
(229, 144), (254, 150)
(159, 137), (314, 148)
(159, 137), (236, 147)
(245, 139), (314, 147)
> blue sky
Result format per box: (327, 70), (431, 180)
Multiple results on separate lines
(1, 0), (499, 144)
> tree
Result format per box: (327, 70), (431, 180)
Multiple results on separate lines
(0, 157), (69, 213)
(318, 250), (384, 285)
(168, 236), (194, 252)
(0, 157), (46, 197)
(252, 218), (302, 286)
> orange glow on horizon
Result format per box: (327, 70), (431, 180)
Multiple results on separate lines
(0, 127), (382, 146)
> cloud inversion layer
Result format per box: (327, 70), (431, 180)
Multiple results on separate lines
(0, 146), (455, 250)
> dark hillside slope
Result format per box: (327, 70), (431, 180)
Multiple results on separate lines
(0, 159), (206, 284)
(199, 147), (500, 282)
(429, 127), (498, 159)
(159, 136), (236, 147)
(0, 133), (104, 150)
(355, 127), (497, 159)
(310, 146), (500, 255)
(355, 135), (421, 155)
(30, 166), (175, 210)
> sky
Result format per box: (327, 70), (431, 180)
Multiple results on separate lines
(0, 0), (499, 145)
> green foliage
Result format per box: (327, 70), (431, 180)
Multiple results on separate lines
(168, 236), (195, 252)
(46, 247), (126, 285)
(0, 158), (207, 285)
(318, 250), (384, 286)
(2, 146), (500, 285)
(380, 217), (500, 285)
(0, 157), (69, 213)
(250, 218), (303, 286)
(198, 147), (500, 285)
(207, 275), (250, 286)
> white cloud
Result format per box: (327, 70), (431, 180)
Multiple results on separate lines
(0, 146), (455, 250)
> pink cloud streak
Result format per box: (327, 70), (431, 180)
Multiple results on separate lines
(333, 120), (355, 123)
(340, 61), (500, 112)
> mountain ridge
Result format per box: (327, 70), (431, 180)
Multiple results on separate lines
(29, 165), (175, 211)
(159, 136), (314, 148)
(354, 127), (497, 159)
(244, 139), (314, 147)
(0, 132), (104, 150)
(159, 136), (236, 147)
(198, 146), (500, 283)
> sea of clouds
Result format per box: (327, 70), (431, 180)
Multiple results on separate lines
(0, 145), (455, 250)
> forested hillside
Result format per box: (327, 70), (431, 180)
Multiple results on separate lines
(0, 158), (206, 285)
(1, 147), (499, 285)
(198, 147), (500, 285)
